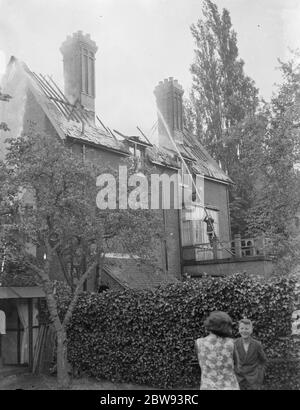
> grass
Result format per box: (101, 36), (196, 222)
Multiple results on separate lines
(0, 373), (159, 390)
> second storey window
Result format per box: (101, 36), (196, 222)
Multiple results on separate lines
(181, 206), (219, 247)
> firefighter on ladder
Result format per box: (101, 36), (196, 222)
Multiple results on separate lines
(204, 215), (215, 244)
(204, 215), (218, 258)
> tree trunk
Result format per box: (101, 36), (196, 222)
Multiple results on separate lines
(56, 328), (70, 389)
(27, 257), (98, 389)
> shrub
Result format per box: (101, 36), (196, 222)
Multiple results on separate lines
(58, 273), (298, 389)
(264, 359), (300, 390)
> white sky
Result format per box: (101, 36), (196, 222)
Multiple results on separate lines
(1, 0), (300, 139)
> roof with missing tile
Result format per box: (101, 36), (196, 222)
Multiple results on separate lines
(181, 131), (232, 183)
(146, 131), (232, 183)
(6, 57), (231, 183)
(146, 145), (180, 169)
(21, 63), (130, 154)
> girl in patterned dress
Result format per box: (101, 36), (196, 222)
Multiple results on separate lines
(195, 311), (239, 390)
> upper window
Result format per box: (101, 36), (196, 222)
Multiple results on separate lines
(181, 206), (219, 247)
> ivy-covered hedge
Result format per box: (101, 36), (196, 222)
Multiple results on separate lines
(58, 273), (298, 389)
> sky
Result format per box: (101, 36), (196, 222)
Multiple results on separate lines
(1, 0), (300, 140)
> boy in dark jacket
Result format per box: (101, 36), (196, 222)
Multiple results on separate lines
(234, 318), (267, 390)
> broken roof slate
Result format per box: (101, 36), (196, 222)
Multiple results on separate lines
(181, 130), (232, 183)
(57, 115), (129, 153)
(147, 133), (232, 183)
(147, 145), (180, 169)
(15, 57), (231, 182)
(24, 63), (130, 154)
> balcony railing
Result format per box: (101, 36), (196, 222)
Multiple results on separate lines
(183, 234), (273, 262)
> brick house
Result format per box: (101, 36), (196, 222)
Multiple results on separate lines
(0, 31), (238, 290)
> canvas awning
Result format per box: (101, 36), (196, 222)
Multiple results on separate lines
(0, 287), (45, 299)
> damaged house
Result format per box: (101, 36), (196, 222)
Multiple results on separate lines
(0, 31), (272, 370)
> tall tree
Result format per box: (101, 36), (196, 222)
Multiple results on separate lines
(246, 55), (300, 273)
(0, 133), (162, 388)
(0, 89), (12, 131)
(189, 0), (259, 233)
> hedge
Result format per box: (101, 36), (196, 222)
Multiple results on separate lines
(56, 273), (299, 389)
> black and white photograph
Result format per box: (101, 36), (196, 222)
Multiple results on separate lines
(0, 0), (299, 393)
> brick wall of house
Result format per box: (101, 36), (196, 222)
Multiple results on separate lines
(70, 140), (129, 169)
(68, 140), (182, 280)
(163, 209), (182, 278)
(23, 89), (57, 137)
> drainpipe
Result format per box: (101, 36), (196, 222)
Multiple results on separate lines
(226, 185), (232, 241)
(162, 210), (168, 273)
(28, 299), (33, 372)
(177, 208), (184, 280)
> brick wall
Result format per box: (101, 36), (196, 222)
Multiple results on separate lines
(163, 209), (181, 279)
(66, 141), (183, 283)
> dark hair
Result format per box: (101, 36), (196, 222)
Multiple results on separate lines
(239, 318), (253, 326)
(204, 311), (233, 338)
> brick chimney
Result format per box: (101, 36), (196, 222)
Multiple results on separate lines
(154, 77), (184, 149)
(60, 31), (98, 122)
